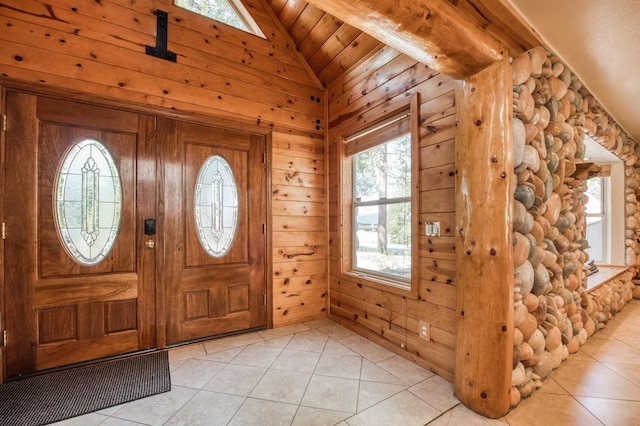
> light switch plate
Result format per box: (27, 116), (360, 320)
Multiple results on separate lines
(425, 221), (440, 237)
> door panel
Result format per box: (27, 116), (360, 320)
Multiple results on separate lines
(38, 125), (136, 276)
(4, 93), (155, 377)
(160, 119), (266, 344)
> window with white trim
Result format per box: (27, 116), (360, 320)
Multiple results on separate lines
(175, 0), (265, 38)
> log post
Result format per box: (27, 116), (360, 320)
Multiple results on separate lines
(454, 58), (514, 417)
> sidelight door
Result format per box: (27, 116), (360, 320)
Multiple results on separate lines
(159, 119), (266, 344)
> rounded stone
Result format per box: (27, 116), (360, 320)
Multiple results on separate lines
(515, 184), (536, 210)
(518, 313), (538, 341)
(561, 318), (572, 344)
(553, 234), (570, 254)
(513, 117), (526, 168)
(522, 145), (541, 173)
(518, 380), (536, 398)
(524, 292), (540, 312)
(547, 152), (559, 173)
(537, 215), (552, 236)
(520, 341), (535, 361)
(513, 344), (522, 368)
(578, 328), (588, 345)
(584, 317), (596, 337)
(516, 261), (535, 296)
(521, 355), (540, 368)
(532, 263), (551, 295)
(555, 215), (571, 233)
(538, 105), (551, 129)
(523, 212), (534, 234)
(511, 362), (526, 387)
(562, 260), (577, 278)
(545, 327), (562, 351)
(529, 245), (545, 268)
(566, 336), (580, 353)
(513, 232), (531, 268)
(510, 386), (522, 407)
(543, 192), (562, 225)
(528, 328), (546, 352)
(531, 221), (545, 245)
(514, 327), (525, 346)
(533, 350), (554, 378)
(541, 250), (557, 268)
(514, 304), (529, 328)
(550, 345), (564, 369)
(558, 122), (574, 143)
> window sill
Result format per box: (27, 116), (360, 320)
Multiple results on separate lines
(586, 265), (629, 292)
(342, 271), (416, 298)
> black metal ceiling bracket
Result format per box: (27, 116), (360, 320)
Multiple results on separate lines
(145, 10), (177, 62)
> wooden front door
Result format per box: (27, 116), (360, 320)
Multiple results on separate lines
(3, 93), (267, 378)
(159, 119), (266, 344)
(4, 93), (156, 377)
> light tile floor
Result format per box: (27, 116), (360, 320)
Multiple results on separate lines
(55, 300), (640, 425)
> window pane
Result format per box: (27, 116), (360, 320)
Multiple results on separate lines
(355, 134), (411, 201)
(175, 0), (265, 37)
(585, 218), (604, 262)
(585, 177), (603, 214)
(194, 155), (238, 257)
(355, 202), (411, 279)
(176, 0), (248, 31)
(55, 139), (122, 266)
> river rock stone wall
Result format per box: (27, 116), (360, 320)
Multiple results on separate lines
(509, 46), (640, 407)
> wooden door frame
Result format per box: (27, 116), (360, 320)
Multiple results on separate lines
(1, 87), (7, 383)
(0, 81), (273, 381)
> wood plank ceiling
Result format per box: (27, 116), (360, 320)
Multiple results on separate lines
(266, 0), (540, 87)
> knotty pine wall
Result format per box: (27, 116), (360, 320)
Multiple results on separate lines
(271, 132), (327, 325)
(0, 0), (327, 328)
(327, 46), (458, 381)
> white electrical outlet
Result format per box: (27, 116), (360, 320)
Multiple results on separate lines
(419, 320), (431, 341)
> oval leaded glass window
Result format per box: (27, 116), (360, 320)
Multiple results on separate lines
(195, 155), (238, 257)
(55, 138), (122, 266)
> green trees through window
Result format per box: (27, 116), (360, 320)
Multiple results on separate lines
(353, 133), (411, 280)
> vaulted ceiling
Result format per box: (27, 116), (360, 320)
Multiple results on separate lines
(265, 0), (640, 142)
(265, 0), (539, 87)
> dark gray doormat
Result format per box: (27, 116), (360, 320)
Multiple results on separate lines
(0, 350), (171, 426)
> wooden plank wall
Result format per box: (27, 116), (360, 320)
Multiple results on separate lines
(327, 46), (458, 380)
(0, 0), (328, 327)
(271, 132), (328, 326)
(0, 0), (323, 134)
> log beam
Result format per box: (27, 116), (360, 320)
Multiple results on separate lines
(304, 0), (505, 79)
(454, 58), (514, 417)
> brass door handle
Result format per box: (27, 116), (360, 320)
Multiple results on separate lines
(145, 239), (155, 249)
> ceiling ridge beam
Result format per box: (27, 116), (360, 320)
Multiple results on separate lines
(304, 0), (506, 79)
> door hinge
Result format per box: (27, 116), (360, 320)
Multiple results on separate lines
(154, 116), (157, 131)
(2, 330), (6, 347)
(264, 293), (267, 305)
(262, 223), (266, 234)
(2, 114), (6, 132)
(1, 222), (5, 240)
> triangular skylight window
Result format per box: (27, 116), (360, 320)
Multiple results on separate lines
(175, 0), (265, 38)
